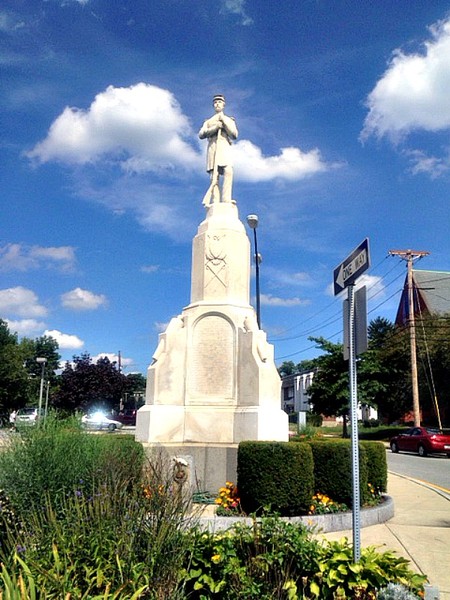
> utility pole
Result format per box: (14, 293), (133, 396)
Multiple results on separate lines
(389, 249), (429, 426)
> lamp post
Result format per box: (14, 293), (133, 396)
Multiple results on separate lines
(36, 357), (47, 424)
(246, 214), (261, 328)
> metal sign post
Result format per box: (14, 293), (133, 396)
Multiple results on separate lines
(347, 284), (360, 562)
(333, 239), (370, 564)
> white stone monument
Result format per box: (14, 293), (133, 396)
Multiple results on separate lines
(136, 96), (288, 492)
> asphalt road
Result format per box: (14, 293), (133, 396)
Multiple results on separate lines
(387, 449), (450, 494)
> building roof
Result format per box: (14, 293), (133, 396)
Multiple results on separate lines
(395, 269), (450, 325)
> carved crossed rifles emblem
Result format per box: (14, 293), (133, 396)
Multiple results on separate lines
(205, 234), (227, 288)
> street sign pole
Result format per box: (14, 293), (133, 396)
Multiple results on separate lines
(348, 283), (361, 562)
(334, 239), (369, 565)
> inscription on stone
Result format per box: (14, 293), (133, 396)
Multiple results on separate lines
(188, 314), (235, 400)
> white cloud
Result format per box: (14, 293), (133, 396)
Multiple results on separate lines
(329, 274), (385, 299)
(27, 83), (329, 184)
(356, 274), (385, 299)
(0, 243), (76, 272)
(155, 321), (169, 333)
(0, 286), (47, 318)
(260, 293), (309, 307)
(6, 319), (47, 336)
(61, 288), (107, 311)
(234, 140), (327, 181)
(27, 83), (200, 170)
(141, 264), (159, 273)
(44, 329), (84, 349)
(361, 17), (450, 142)
(264, 267), (313, 288)
(220, 0), (253, 26)
(0, 12), (25, 33)
(404, 148), (450, 178)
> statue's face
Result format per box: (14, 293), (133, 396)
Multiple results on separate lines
(213, 99), (225, 112)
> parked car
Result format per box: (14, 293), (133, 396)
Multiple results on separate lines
(15, 407), (44, 426)
(116, 409), (137, 426)
(81, 411), (123, 432)
(390, 427), (450, 457)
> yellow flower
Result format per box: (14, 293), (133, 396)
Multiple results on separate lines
(215, 498), (222, 505)
(211, 554), (221, 564)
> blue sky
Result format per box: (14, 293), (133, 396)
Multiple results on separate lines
(2, 0), (450, 374)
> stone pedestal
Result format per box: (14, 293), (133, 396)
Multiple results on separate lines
(136, 202), (288, 492)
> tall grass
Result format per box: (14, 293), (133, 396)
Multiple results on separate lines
(0, 414), (143, 518)
(0, 419), (195, 598)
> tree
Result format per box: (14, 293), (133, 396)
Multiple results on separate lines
(278, 361), (297, 377)
(20, 335), (61, 406)
(415, 313), (450, 426)
(278, 359), (316, 377)
(0, 320), (30, 415)
(306, 337), (350, 436)
(54, 353), (127, 413)
(357, 317), (406, 422)
(363, 319), (412, 423)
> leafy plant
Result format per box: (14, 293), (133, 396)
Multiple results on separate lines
(307, 538), (427, 599)
(0, 554), (38, 600)
(181, 518), (427, 599)
(182, 516), (320, 599)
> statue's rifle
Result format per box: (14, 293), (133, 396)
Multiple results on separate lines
(202, 120), (222, 207)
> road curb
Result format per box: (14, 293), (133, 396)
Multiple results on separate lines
(389, 470), (450, 502)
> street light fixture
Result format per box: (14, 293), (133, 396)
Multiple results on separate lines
(36, 357), (47, 424)
(246, 214), (261, 328)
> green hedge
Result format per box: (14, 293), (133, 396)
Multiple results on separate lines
(362, 440), (387, 494)
(307, 440), (369, 506)
(237, 441), (314, 516)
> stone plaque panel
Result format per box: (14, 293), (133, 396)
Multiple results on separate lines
(188, 314), (235, 401)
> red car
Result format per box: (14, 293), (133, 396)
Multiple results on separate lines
(390, 427), (450, 457)
(116, 409), (137, 426)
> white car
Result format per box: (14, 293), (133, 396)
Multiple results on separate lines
(15, 407), (44, 425)
(81, 411), (123, 432)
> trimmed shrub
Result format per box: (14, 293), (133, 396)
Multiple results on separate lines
(308, 440), (369, 506)
(237, 441), (314, 516)
(362, 440), (388, 494)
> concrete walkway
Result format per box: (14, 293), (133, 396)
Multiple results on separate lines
(321, 472), (450, 599)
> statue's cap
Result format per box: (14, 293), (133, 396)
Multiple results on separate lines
(213, 94), (225, 103)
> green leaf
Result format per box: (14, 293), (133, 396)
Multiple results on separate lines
(310, 581), (321, 597)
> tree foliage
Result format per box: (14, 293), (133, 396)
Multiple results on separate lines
(0, 320), (61, 417)
(54, 353), (128, 413)
(283, 314), (450, 427)
(360, 317), (411, 423)
(305, 337), (349, 419)
(0, 320), (29, 414)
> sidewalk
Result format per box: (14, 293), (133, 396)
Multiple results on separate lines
(321, 472), (450, 599)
